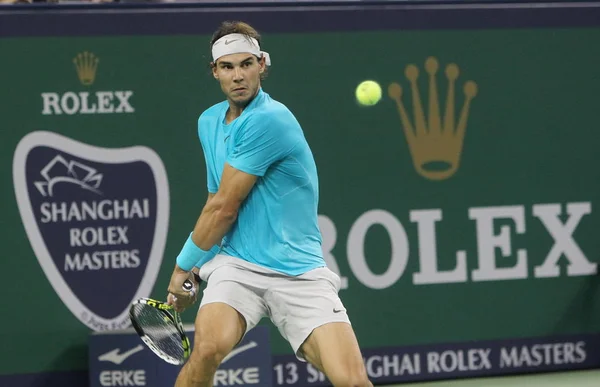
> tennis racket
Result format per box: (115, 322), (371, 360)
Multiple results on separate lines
(129, 276), (199, 365)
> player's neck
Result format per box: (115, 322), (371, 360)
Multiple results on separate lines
(225, 103), (245, 123)
(225, 88), (259, 123)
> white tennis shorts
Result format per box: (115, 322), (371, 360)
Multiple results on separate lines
(198, 254), (351, 361)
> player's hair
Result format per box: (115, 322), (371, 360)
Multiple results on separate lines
(210, 21), (268, 80)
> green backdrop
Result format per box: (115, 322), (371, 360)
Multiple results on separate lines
(1, 27), (599, 376)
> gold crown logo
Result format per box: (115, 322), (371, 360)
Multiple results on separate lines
(388, 57), (478, 180)
(73, 51), (99, 86)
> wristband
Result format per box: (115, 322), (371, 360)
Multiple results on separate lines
(175, 233), (220, 271)
(194, 244), (221, 269)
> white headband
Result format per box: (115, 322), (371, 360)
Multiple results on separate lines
(211, 33), (271, 66)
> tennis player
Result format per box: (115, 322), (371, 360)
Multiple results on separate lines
(166, 21), (372, 387)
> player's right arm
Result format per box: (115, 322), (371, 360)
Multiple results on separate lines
(192, 191), (216, 269)
(191, 192), (215, 277)
(167, 192), (216, 310)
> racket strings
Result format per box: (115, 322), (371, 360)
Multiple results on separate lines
(131, 303), (184, 359)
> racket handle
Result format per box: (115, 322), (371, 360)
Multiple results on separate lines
(172, 278), (197, 304)
(184, 279), (196, 298)
(182, 279), (194, 293)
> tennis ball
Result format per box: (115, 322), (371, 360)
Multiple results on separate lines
(355, 80), (382, 106)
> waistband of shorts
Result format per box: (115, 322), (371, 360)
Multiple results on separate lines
(205, 254), (326, 278)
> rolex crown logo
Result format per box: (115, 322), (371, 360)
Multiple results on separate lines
(73, 51), (99, 86)
(388, 57), (477, 180)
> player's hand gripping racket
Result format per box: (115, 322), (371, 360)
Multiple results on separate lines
(129, 276), (198, 365)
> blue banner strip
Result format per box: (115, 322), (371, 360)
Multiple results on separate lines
(272, 333), (600, 386)
(3, 333), (600, 386)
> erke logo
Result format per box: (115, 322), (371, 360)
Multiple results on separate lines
(388, 57), (478, 180)
(98, 345), (146, 386)
(41, 51), (135, 115)
(215, 341), (260, 386)
(13, 131), (169, 331)
(99, 345), (144, 365)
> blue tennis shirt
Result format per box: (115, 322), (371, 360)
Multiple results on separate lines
(197, 88), (325, 275)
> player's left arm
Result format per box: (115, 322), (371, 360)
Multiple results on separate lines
(168, 113), (297, 307)
(190, 164), (257, 250)
(168, 174), (252, 309)
(190, 113), (298, 250)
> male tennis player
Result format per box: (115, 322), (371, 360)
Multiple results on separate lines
(166, 21), (372, 387)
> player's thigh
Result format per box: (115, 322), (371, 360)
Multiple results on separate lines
(192, 263), (268, 364)
(300, 322), (369, 384)
(267, 267), (349, 357)
(191, 302), (246, 363)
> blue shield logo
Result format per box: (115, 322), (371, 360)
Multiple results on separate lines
(13, 131), (169, 331)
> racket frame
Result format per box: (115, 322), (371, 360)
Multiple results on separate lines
(129, 297), (191, 365)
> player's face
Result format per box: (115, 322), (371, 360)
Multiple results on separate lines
(213, 53), (265, 106)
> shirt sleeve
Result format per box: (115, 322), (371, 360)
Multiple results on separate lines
(227, 113), (299, 176)
(198, 117), (218, 193)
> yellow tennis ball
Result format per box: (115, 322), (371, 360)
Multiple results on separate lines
(355, 80), (382, 106)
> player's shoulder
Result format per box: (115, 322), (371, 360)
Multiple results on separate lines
(199, 100), (228, 123)
(197, 101), (227, 143)
(247, 93), (299, 129)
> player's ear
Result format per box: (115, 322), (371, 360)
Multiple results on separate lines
(211, 62), (219, 79)
(258, 56), (265, 74)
